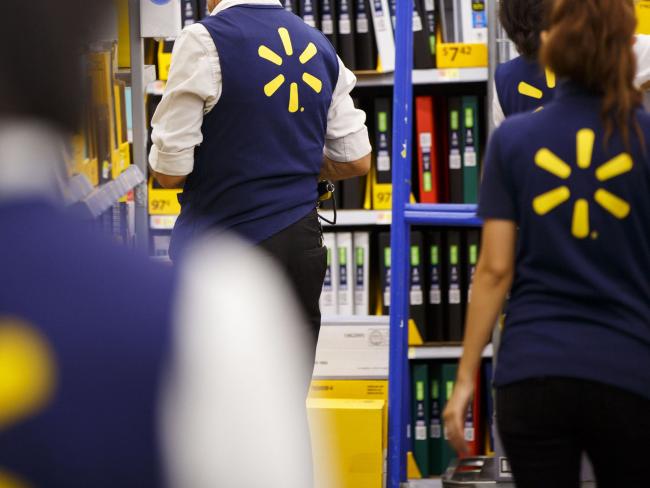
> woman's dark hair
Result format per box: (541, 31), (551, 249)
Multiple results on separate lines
(541, 0), (642, 148)
(499, 0), (551, 59)
(0, 1), (111, 133)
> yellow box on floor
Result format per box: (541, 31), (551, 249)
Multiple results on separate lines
(307, 398), (384, 488)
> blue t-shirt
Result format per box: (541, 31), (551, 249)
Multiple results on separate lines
(0, 199), (176, 487)
(495, 56), (556, 117)
(479, 82), (650, 400)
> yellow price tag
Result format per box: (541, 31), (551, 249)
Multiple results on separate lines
(437, 43), (487, 69)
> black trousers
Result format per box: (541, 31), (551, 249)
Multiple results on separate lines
(497, 377), (650, 488)
(258, 210), (327, 360)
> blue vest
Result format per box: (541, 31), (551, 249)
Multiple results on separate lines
(0, 200), (176, 487)
(495, 56), (556, 117)
(170, 5), (339, 259)
(479, 82), (650, 400)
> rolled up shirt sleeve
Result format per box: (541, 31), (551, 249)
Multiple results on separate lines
(149, 25), (221, 176)
(324, 57), (372, 162)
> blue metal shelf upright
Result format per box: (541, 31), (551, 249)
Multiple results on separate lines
(386, 0), (486, 486)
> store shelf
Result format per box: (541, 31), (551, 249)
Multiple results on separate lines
(150, 214), (178, 230)
(147, 68), (488, 95)
(408, 479), (443, 488)
(404, 204), (482, 227)
(320, 209), (392, 226)
(408, 343), (493, 360)
(356, 68), (488, 87)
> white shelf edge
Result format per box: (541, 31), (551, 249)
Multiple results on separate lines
(320, 209), (392, 226)
(356, 67), (488, 87)
(408, 343), (493, 360)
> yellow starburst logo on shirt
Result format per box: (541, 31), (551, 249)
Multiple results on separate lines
(532, 128), (634, 239)
(258, 28), (323, 113)
(518, 68), (555, 112)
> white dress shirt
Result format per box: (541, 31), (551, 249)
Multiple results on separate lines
(492, 34), (650, 128)
(149, 0), (372, 176)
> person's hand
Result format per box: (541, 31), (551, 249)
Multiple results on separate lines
(442, 379), (474, 455)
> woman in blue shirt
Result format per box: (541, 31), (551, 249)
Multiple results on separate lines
(445, 0), (650, 486)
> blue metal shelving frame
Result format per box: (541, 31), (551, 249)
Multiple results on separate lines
(386, 0), (485, 485)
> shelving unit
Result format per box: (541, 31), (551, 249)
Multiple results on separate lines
(408, 344), (493, 361)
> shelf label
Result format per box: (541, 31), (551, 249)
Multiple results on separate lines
(437, 42), (487, 69)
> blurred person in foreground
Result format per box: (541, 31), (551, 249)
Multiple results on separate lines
(444, 0), (650, 487)
(0, 1), (312, 487)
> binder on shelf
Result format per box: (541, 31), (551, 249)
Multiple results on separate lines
(198, 0), (212, 18)
(460, 0), (487, 43)
(369, 0), (395, 72)
(341, 177), (366, 209)
(337, 0), (356, 69)
(321, 232), (339, 315)
(421, 0), (437, 65)
(389, 0), (397, 30)
(157, 40), (174, 81)
(410, 232), (427, 341)
(412, 363), (431, 477)
(483, 362), (495, 454)
(355, 0), (377, 70)
(353, 232), (371, 315)
(462, 96), (480, 203)
(429, 365), (445, 475)
(416, 96), (440, 203)
(337, 232), (354, 315)
(373, 98), (393, 209)
(426, 231), (445, 342)
(413, 0), (435, 69)
(320, 0), (338, 50)
(440, 362), (459, 472)
(284, 0), (300, 13)
(379, 232), (391, 314)
(465, 371), (483, 456)
(301, 0), (321, 29)
(437, 0), (459, 42)
(465, 229), (480, 304)
(181, 0), (199, 26)
(446, 230), (463, 341)
(448, 97), (464, 204)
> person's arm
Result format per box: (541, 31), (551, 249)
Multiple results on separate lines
(148, 24), (221, 189)
(322, 57), (372, 180)
(320, 153), (371, 181)
(442, 219), (516, 454)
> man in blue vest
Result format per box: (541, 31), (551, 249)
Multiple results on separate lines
(0, 1), (314, 486)
(150, 0), (372, 349)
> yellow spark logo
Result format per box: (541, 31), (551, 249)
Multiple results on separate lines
(518, 68), (555, 112)
(532, 128), (633, 239)
(258, 28), (323, 113)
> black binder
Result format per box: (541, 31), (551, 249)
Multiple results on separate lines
(465, 229), (480, 305)
(379, 232), (392, 315)
(413, 0), (435, 69)
(448, 97), (464, 203)
(337, 0), (356, 69)
(320, 0), (338, 49)
(341, 177), (366, 209)
(355, 0), (378, 70)
(375, 98), (392, 184)
(410, 231), (427, 341)
(284, 0), (300, 14)
(426, 230), (446, 342)
(446, 230), (464, 341)
(198, 0), (212, 18)
(301, 0), (321, 29)
(421, 0), (437, 64)
(181, 0), (199, 26)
